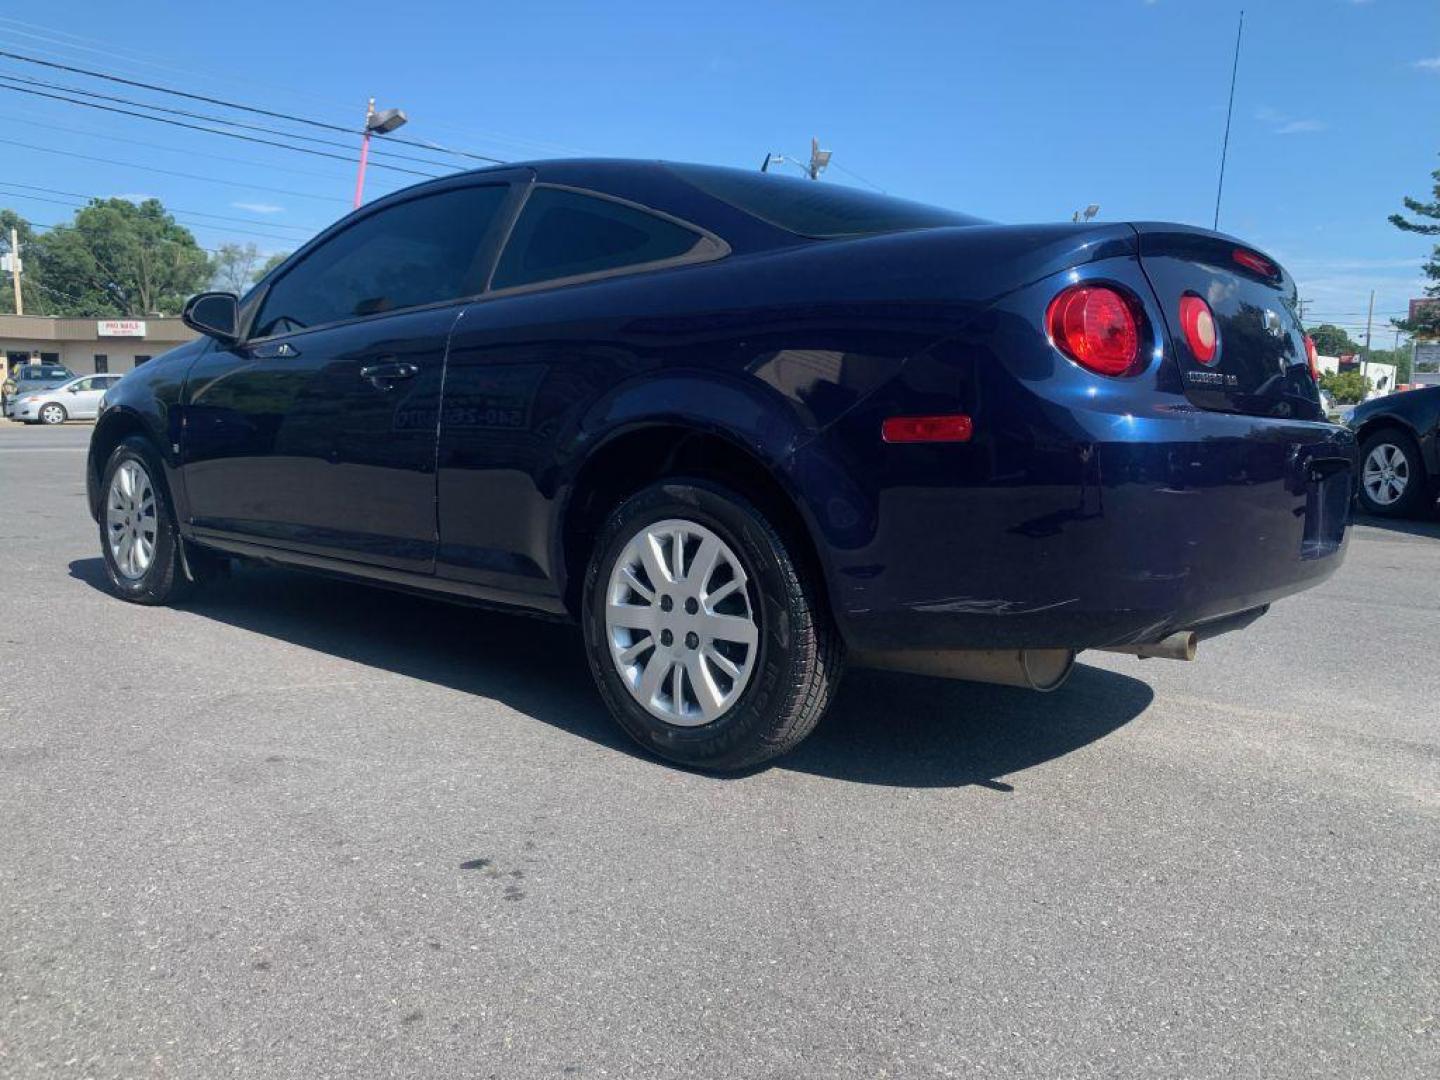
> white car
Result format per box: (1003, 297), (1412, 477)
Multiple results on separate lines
(12, 374), (123, 424)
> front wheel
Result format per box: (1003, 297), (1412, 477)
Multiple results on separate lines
(99, 436), (200, 604)
(582, 478), (842, 771)
(39, 403), (67, 425)
(1357, 430), (1432, 518)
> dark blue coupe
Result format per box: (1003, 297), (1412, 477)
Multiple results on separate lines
(89, 160), (1355, 769)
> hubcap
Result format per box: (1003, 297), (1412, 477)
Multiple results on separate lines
(604, 518), (759, 727)
(105, 460), (158, 580)
(41, 405), (62, 424)
(1362, 443), (1409, 506)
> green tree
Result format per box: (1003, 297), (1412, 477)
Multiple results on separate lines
(1319, 369), (1370, 404)
(209, 242), (262, 294)
(1307, 323), (1362, 356)
(257, 251), (289, 281)
(28, 198), (210, 316)
(1389, 159), (1440, 340)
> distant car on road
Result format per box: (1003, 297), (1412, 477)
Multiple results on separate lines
(3, 363), (75, 418)
(12, 374), (122, 425)
(88, 159), (1355, 770)
(1347, 385), (1440, 517)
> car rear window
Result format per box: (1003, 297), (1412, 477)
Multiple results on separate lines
(20, 366), (71, 380)
(668, 163), (986, 239)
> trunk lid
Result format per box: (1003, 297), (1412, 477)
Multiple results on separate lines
(1133, 223), (1322, 420)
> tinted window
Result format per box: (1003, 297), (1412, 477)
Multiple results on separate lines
(134, 356), (150, 366)
(94, 354), (108, 373)
(491, 187), (703, 290)
(669, 163), (986, 239)
(254, 184), (508, 338)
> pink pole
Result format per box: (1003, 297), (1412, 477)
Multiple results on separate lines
(352, 130), (372, 209)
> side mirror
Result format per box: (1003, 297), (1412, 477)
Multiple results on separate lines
(182, 291), (240, 344)
(68, 386), (79, 393)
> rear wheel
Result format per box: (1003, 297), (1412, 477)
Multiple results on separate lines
(582, 478), (842, 771)
(39, 403), (66, 425)
(1357, 430), (1431, 518)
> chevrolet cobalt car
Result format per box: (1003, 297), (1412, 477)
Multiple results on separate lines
(88, 161), (1354, 769)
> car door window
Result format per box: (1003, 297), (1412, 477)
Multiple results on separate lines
(252, 184), (509, 339)
(71, 378), (96, 392)
(490, 187), (705, 291)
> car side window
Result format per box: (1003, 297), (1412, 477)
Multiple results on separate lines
(490, 187), (704, 291)
(72, 378), (95, 391)
(252, 184), (509, 339)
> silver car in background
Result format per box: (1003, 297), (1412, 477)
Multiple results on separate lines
(11, 374), (123, 425)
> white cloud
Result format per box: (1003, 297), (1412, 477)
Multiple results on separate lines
(1255, 106), (1326, 135)
(231, 201), (284, 215)
(1413, 57), (1440, 71)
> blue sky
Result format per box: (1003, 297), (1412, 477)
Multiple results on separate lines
(1, 0), (1437, 340)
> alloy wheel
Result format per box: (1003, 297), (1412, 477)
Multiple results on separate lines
(604, 518), (759, 726)
(106, 459), (158, 580)
(1362, 443), (1409, 507)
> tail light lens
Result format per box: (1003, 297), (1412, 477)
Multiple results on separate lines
(1179, 293), (1220, 365)
(1232, 247), (1276, 279)
(1304, 335), (1319, 382)
(1045, 285), (1141, 376)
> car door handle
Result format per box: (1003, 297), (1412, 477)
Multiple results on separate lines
(359, 360), (418, 387)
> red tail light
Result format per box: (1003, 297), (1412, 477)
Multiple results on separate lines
(1232, 247), (1276, 278)
(881, 414), (974, 444)
(1179, 293), (1220, 365)
(1045, 285), (1141, 376)
(1304, 334), (1319, 382)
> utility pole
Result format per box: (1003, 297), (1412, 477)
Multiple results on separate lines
(1297, 296), (1311, 324)
(1363, 289), (1375, 359)
(8, 227), (21, 315)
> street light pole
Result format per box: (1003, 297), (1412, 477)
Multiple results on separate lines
(352, 99), (408, 209)
(352, 98), (376, 210)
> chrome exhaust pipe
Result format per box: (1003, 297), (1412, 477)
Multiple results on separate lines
(1096, 630), (1197, 661)
(853, 648), (1076, 692)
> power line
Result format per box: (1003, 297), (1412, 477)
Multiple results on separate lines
(0, 135), (354, 205)
(0, 181), (322, 234)
(0, 17), (575, 157)
(5, 212), (284, 259)
(0, 47), (509, 165)
(0, 80), (444, 178)
(0, 71), (462, 171)
(0, 186), (315, 245)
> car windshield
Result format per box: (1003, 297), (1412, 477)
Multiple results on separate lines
(668, 163), (987, 239)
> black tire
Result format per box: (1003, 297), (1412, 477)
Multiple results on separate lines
(582, 477), (843, 771)
(1356, 429), (1432, 518)
(98, 436), (221, 604)
(38, 402), (67, 425)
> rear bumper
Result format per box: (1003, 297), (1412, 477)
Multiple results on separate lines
(815, 410), (1355, 653)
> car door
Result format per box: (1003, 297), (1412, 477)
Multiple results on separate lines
(66, 377), (107, 418)
(181, 180), (519, 574)
(436, 184), (725, 603)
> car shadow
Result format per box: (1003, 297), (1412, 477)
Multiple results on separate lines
(1351, 508), (1440, 539)
(68, 558), (1152, 789)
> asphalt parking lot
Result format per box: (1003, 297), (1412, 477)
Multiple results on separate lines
(1, 420), (1437, 1080)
